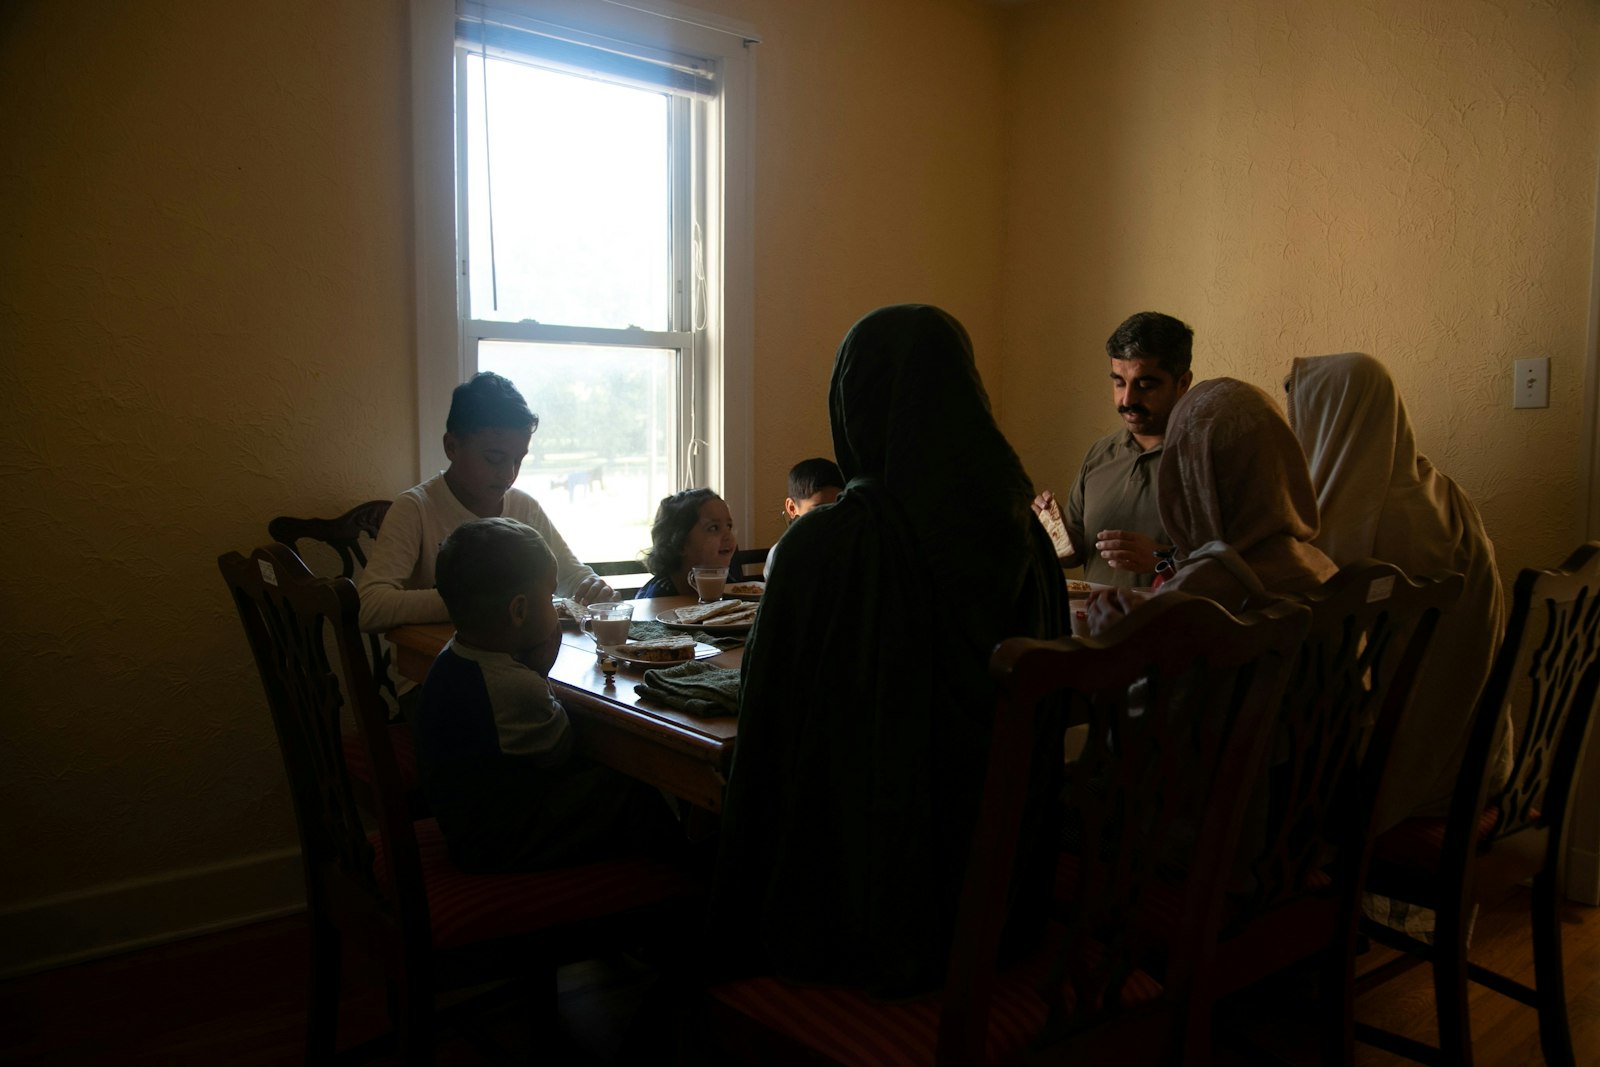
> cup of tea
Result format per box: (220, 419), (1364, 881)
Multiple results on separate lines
(583, 602), (634, 647)
(688, 565), (728, 603)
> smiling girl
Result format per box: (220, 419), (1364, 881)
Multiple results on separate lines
(638, 488), (745, 598)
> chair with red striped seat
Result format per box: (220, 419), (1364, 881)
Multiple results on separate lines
(708, 592), (1312, 1067)
(219, 543), (700, 1063)
(1356, 542), (1600, 1067)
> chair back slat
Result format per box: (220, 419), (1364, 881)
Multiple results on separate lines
(1480, 542), (1600, 844)
(268, 500), (392, 580)
(937, 593), (1311, 1064)
(1238, 562), (1462, 921)
(268, 501), (398, 715)
(220, 545), (424, 926)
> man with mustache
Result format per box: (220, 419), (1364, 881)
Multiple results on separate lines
(1033, 311), (1194, 587)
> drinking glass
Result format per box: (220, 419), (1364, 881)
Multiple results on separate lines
(583, 602), (634, 647)
(688, 566), (728, 603)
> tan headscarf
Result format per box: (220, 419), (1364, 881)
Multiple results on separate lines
(1157, 378), (1338, 608)
(1286, 352), (1505, 829)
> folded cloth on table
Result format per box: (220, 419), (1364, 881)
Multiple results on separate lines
(636, 660), (741, 717)
(628, 619), (745, 649)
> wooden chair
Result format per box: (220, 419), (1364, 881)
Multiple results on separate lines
(1356, 542), (1600, 1067)
(707, 592), (1312, 1067)
(731, 546), (770, 574)
(1195, 562), (1462, 1065)
(586, 559), (652, 599)
(219, 543), (700, 1063)
(268, 501), (430, 818)
(268, 500), (396, 709)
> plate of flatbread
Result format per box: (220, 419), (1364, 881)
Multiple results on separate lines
(656, 598), (759, 634)
(598, 638), (720, 667)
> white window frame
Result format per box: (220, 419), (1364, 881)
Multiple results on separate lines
(409, 0), (757, 535)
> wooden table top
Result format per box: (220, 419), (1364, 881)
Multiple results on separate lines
(387, 596), (742, 811)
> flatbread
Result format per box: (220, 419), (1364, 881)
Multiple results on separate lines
(616, 637), (695, 662)
(674, 599), (753, 625)
(1037, 498), (1074, 558)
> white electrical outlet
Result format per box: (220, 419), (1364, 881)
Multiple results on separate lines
(1514, 357), (1549, 409)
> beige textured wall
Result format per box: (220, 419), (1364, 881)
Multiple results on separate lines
(709, 0), (1009, 543)
(0, 0), (415, 943)
(0, 0), (1007, 971)
(998, 0), (1600, 580)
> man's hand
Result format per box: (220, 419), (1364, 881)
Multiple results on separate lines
(570, 574), (616, 606)
(1032, 489), (1055, 515)
(1094, 530), (1165, 575)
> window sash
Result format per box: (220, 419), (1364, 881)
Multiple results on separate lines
(453, 39), (701, 482)
(455, 3), (718, 98)
(411, 0), (756, 534)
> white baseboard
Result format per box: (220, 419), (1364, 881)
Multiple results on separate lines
(1568, 844), (1600, 906)
(0, 847), (306, 980)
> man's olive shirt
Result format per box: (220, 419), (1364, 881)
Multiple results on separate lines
(1065, 428), (1166, 588)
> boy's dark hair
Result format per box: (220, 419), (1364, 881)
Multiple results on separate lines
(446, 372), (539, 437)
(1105, 312), (1194, 379)
(645, 488), (720, 577)
(787, 457), (845, 500)
(435, 518), (556, 632)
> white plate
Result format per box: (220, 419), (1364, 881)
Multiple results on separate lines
(655, 604), (758, 634)
(598, 641), (721, 668)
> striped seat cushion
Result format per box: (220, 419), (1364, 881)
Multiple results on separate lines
(1371, 807), (1505, 871)
(372, 818), (698, 950)
(710, 925), (1162, 1067)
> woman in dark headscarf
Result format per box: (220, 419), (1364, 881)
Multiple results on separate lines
(715, 304), (1066, 996)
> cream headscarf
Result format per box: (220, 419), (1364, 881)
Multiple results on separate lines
(1157, 378), (1338, 608)
(1286, 352), (1505, 830)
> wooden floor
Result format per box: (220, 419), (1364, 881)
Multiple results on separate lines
(0, 883), (1595, 1065)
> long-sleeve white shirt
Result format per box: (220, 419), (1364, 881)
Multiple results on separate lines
(357, 473), (598, 632)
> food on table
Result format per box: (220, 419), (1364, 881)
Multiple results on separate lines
(1065, 579), (1093, 595)
(725, 581), (765, 598)
(1037, 497), (1075, 558)
(673, 599), (758, 627)
(614, 638), (696, 662)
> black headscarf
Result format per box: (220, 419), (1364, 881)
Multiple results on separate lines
(715, 304), (1065, 995)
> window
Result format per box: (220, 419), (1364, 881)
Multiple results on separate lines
(411, 0), (756, 563)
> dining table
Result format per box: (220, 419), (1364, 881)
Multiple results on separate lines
(387, 595), (742, 813)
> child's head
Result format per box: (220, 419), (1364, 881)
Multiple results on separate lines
(442, 373), (539, 517)
(646, 488), (737, 577)
(783, 457), (844, 522)
(435, 517), (557, 654)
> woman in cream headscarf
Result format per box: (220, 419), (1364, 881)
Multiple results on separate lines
(1086, 377), (1338, 631)
(1285, 352), (1506, 832)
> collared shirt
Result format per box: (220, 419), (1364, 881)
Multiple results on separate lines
(1066, 429), (1167, 588)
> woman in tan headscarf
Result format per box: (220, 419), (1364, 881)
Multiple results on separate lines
(1086, 377), (1337, 631)
(1285, 352), (1506, 832)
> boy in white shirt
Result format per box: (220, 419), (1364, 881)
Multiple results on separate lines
(358, 371), (612, 633)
